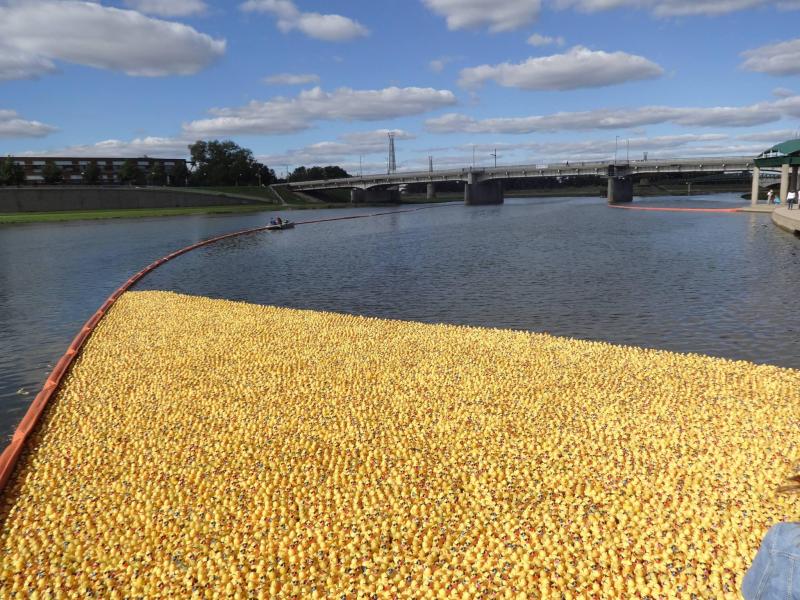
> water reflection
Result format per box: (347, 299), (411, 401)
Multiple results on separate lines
(1, 195), (798, 443)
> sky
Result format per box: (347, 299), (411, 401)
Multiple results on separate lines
(3, 0), (800, 174)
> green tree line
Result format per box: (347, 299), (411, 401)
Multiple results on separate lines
(187, 141), (350, 186)
(1, 140), (351, 187)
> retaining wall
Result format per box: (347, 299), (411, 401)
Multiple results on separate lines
(772, 206), (800, 234)
(0, 187), (264, 213)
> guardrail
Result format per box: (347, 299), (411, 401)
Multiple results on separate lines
(287, 157), (756, 191)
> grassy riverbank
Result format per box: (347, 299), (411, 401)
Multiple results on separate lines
(0, 183), (749, 224)
(1, 290), (796, 597)
(0, 204), (276, 224)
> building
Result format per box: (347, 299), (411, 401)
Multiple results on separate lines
(8, 157), (188, 185)
(752, 140), (800, 205)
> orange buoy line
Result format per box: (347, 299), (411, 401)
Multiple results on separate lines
(3, 198), (735, 491)
(608, 204), (743, 214)
(0, 204), (440, 492)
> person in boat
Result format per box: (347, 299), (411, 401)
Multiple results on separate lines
(741, 470), (799, 598)
(269, 217), (277, 226)
(276, 216), (283, 225)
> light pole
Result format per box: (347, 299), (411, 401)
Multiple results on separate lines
(614, 136), (619, 166)
(490, 149), (498, 168)
(472, 145), (476, 168)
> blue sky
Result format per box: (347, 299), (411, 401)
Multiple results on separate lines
(2, 0), (800, 174)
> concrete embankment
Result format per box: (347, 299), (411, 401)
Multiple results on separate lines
(772, 206), (800, 234)
(0, 290), (797, 597)
(0, 187), (265, 213)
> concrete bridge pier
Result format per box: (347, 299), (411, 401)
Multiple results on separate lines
(464, 179), (503, 205)
(780, 164), (791, 204)
(751, 166), (761, 206)
(607, 176), (633, 204)
(426, 183), (436, 201)
(350, 188), (365, 204)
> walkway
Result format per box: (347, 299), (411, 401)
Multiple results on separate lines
(772, 206), (800, 234)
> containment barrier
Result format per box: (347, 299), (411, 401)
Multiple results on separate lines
(0, 205), (441, 492)
(608, 204), (743, 214)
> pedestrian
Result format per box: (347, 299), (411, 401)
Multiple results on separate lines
(767, 189), (775, 205)
(741, 470), (799, 598)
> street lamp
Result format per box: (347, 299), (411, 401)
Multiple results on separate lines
(490, 149), (498, 168)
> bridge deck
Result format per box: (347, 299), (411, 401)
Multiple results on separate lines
(287, 157), (756, 192)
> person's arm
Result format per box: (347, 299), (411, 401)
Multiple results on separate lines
(742, 523), (800, 599)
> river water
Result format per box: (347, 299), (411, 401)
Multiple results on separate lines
(1, 194), (798, 442)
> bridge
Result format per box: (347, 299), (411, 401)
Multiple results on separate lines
(285, 157), (756, 205)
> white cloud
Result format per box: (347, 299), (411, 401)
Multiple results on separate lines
(527, 33), (565, 46)
(0, 1), (225, 79)
(421, 0), (800, 31)
(20, 136), (192, 157)
(425, 96), (800, 134)
(259, 129), (415, 166)
(0, 47), (56, 81)
(773, 87), (796, 98)
(405, 133), (760, 169)
(735, 129), (799, 143)
(459, 47), (664, 90)
(240, 0), (369, 41)
(554, 0), (799, 17)
(429, 56), (460, 72)
(741, 38), (800, 75)
(422, 0), (542, 32)
(0, 109), (58, 138)
(263, 73), (320, 85)
(183, 86), (457, 136)
(123, 0), (207, 17)
(461, 133), (730, 158)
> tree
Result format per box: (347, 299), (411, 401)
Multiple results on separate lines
(42, 161), (63, 184)
(149, 161), (167, 186)
(287, 166), (308, 182)
(323, 166), (349, 180)
(119, 159), (142, 185)
(288, 165), (350, 182)
(82, 162), (101, 185)
(188, 140), (277, 187)
(0, 156), (25, 186)
(169, 161), (189, 186)
(255, 163), (277, 187)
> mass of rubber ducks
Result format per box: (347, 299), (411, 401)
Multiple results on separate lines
(0, 290), (797, 598)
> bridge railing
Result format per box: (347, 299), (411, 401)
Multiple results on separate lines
(285, 156), (756, 190)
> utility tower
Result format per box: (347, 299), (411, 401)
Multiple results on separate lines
(428, 155), (433, 173)
(388, 132), (397, 174)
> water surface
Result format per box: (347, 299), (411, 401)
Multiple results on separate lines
(2, 195), (799, 442)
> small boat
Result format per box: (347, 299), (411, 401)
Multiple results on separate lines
(266, 220), (294, 231)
